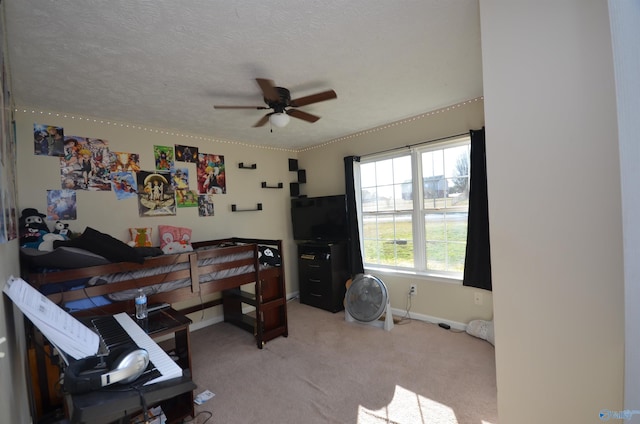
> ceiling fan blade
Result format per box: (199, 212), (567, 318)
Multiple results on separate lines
(287, 108), (320, 123)
(252, 113), (272, 127)
(256, 78), (279, 102)
(290, 89), (337, 107)
(213, 105), (269, 109)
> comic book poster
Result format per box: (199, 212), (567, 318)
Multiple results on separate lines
(177, 190), (198, 208)
(5, 204), (17, 242)
(109, 151), (141, 172)
(136, 170), (176, 217)
(197, 194), (215, 217)
(46, 189), (77, 220)
(0, 182), (5, 244)
(60, 136), (111, 191)
(110, 171), (138, 200)
(175, 144), (198, 163)
(34, 124), (65, 156)
(170, 168), (190, 206)
(196, 153), (226, 194)
(154, 145), (174, 171)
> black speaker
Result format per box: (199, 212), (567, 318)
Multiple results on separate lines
(64, 345), (149, 394)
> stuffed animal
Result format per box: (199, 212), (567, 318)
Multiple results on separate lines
(19, 208), (50, 248)
(37, 233), (67, 251)
(52, 220), (71, 239)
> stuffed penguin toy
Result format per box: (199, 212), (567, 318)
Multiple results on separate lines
(19, 208), (50, 248)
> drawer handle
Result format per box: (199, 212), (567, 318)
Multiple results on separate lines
(310, 293), (322, 297)
(309, 279), (321, 283)
(308, 264), (321, 268)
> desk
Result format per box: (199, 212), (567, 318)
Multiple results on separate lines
(67, 375), (195, 424)
(64, 308), (195, 424)
(65, 308), (196, 424)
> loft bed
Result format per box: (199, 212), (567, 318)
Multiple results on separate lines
(20, 236), (288, 349)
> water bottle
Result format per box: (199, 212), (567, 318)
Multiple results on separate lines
(135, 288), (147, 320)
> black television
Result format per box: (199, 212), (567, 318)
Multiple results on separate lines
(291, 195), (349, 242)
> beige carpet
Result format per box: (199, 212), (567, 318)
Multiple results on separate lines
(187, 300), (497, 424)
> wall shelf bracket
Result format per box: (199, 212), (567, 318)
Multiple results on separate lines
(231, 203), (263, 212)
(261, 182), (283, 189)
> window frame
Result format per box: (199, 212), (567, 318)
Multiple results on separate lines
(357, 136), (471, 282)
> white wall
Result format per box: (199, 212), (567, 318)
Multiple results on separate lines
(14, 111), (300, 317)
(0, 242), (32, 424)
(298, 99), (493, 325)
(609, 0), (640, 418)
(480, 1), (624, 422)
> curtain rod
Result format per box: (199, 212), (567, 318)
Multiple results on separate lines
(361, 131), (469, 158)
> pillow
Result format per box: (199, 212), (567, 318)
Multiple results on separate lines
(129, 227), (152, 247)
(53, 227), (144, 264)
(158, 225), (193, 255)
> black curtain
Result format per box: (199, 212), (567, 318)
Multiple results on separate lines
(344, 156), (365, 277)
(463, 128), (492, 291)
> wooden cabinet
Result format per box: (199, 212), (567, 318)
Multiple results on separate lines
(298, 242), (349, 313)
(222, 267), (288, 348)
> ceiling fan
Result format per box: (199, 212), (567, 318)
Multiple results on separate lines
(213, 78), (337, 128)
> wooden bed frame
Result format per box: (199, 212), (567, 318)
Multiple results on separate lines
(22, 237), (288, 348)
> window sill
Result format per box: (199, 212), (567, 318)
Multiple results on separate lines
(363, 266), (462, 285)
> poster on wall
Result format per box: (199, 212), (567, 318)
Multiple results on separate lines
(197, 194), (214, 217)
(2, 121), (18, 242)
(154, 145), (174, 171)
(196, 153), (226, 194)
(0, 177), (5, 244)
(60, 136), (112, 191)
(46, 189), (77, 220)
(0, 26), (19, 243)
(109, 151), (141, 172)
(175, 144), (198, 163)
(110, 171), (138, 200)
(136, 170), (176, 217)
(34, 124), (65, 156)
(170, 168), (190, 206)
(177, 190), (198, 208)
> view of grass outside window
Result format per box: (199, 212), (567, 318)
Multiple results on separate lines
(359, 137), (470, 277)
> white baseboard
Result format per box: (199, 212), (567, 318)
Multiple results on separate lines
(181, 291), (466, 333)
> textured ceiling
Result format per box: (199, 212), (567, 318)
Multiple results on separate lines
(4, 0), (482, 150)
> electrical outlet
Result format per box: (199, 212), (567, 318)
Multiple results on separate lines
(474, 292), (483, 305)
(409, 284), (417, 296)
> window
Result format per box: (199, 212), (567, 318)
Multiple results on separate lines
(358, 137), (470, 278)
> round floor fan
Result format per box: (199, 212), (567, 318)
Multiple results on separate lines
(344, 274), (394, 331)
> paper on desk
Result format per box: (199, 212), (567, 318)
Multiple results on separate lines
(3, 276), (99, 360)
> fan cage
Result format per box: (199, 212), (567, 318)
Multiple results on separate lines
(345, 274), (388, 322)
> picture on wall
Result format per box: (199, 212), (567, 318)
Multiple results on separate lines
(34, 124), (65, 156)
(60, 136), (111, 191)
(197, 194), (215, 217)
(136, 170), (176, 217)
(46, 189), (77, 220)
(177, 190), (198, 208)
(170, 168), (189, 206)
(175, 144), (198, 163)
(110, 171), (138, 200)
(0, 40), (18, 242)
(0, 183), (5, 244)
(109, 151), (141, 172)
(196, 153), (226, 194)
(154, 145), (174, 171)
(4, 204), (18, 242)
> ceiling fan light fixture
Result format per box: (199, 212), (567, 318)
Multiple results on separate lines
(269, 112), (290, 128)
